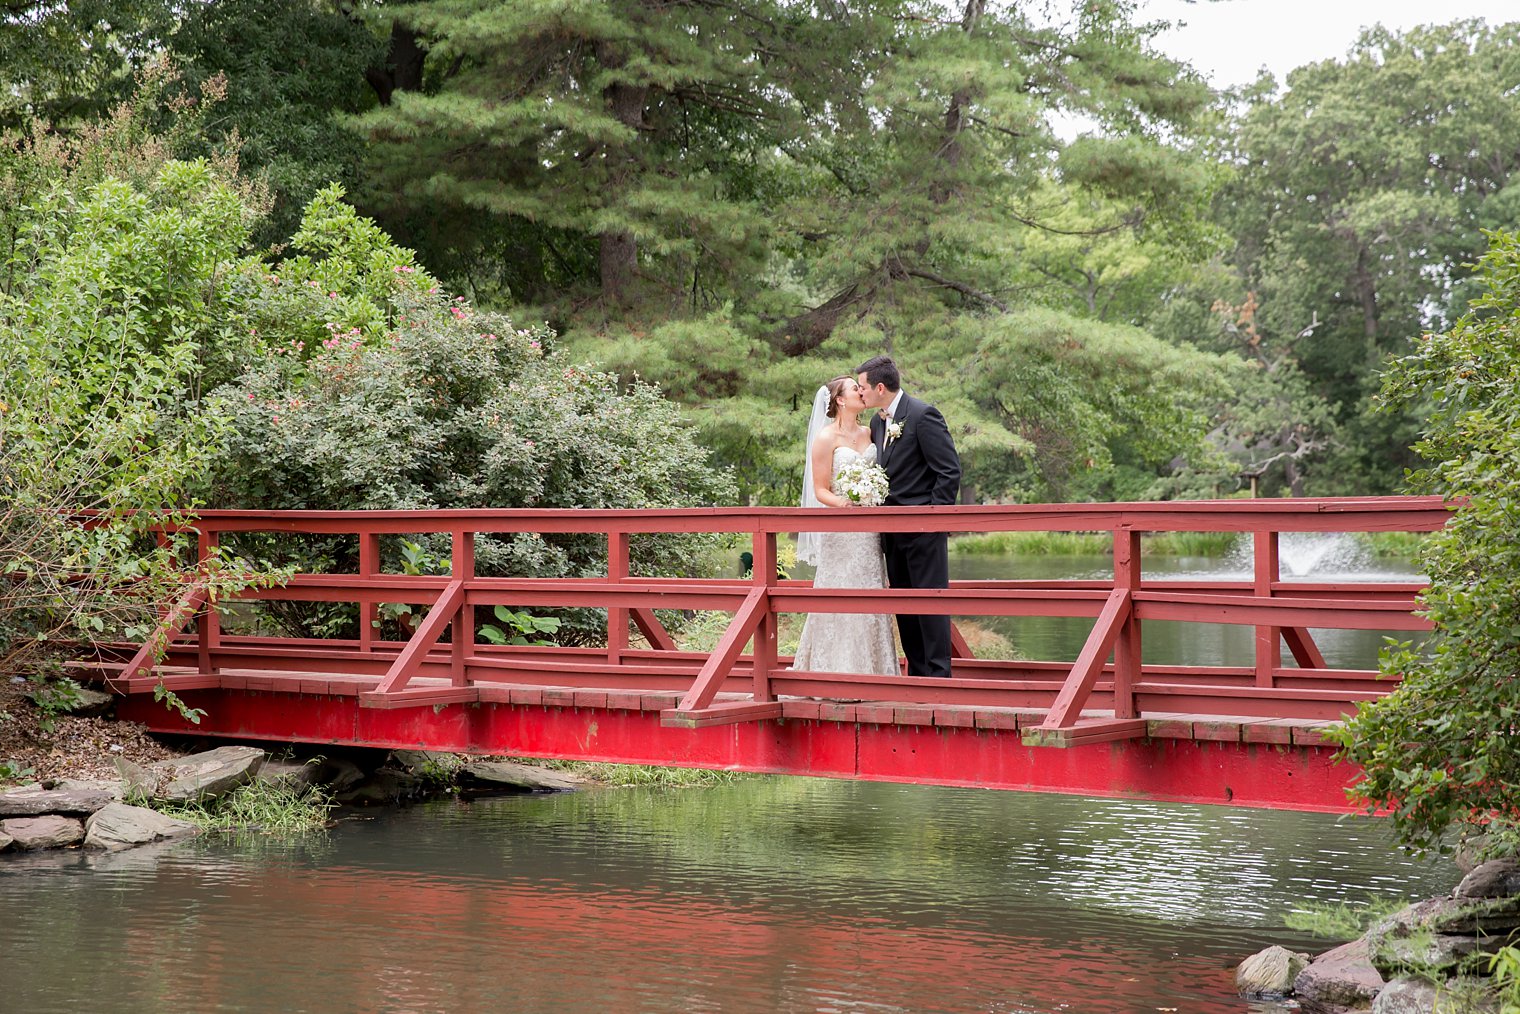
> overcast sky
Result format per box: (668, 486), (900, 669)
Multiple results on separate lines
(1141, 0), (1518, 89)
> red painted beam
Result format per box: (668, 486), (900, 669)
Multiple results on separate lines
(117, 690), (1363, 813)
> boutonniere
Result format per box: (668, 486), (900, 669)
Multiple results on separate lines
(885, 420), (904, 444)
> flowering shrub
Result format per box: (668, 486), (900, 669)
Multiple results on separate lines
(206, 194), (736, 640)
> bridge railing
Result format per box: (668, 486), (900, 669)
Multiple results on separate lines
(101, 497), (1449, 744)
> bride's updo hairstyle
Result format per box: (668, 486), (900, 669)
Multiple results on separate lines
(824, 375), (853, 419)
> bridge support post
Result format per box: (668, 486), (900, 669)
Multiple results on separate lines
(750, 530), (776, 703)
(1254, 530), (1280, 687)
(451, 531), (474, 687)
(1112, 528), (1141, 719)
(197, 528), (220, 676)
(607, 531), (629, 664)
(359, 532), (379, 653)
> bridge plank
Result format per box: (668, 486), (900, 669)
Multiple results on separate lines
(1022, 718), (1148, 747)
(660, 701), (782, 728)
(358, 686), (478, 709)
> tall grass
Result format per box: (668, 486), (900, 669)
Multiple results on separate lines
(535, 759), (749, 787)
(951, 529), (1428, 560)
(1282, 896), (1410, 939)
(950, 530), (1238, 557)
(153, 776), (333, 833)
(1359, 531), (1428, 558)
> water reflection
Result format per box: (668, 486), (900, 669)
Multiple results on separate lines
(0, 779), (1453, 1014)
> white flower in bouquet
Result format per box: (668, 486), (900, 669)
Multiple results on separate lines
(834, 457), (890, 506)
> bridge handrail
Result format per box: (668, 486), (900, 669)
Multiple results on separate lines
(104, 496), (1452, 736)
(174, 495), (1451, 535)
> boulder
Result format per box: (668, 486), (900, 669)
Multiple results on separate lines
(334, 768), (423, 805)
(253, 758), (320, 793)
(26, 684), (113, 717)
(58, 778), (125, 803)
(0, 831), (12, 851)
(1455, 859), (1520, 901)
(1, 814), (85, 850)
(65, 687), (115, 717)
(1237, 945), (1311, 998)
(1370, 977), (1439, 1014)
(0, 780), (119, 816)
(115, 757), (155, 798)
(84, 803), (199, 851)
(125, 746), (266, 803)
(1295, 937), (1385, 1014)
(1454, 835), (1492, 875)
(1369, 897), (1520, 977)
(312, 756), (367, 794)
(1373, 931), (1484, 979)
(459, 760), (582, 792)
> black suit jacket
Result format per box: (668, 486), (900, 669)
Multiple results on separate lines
(870, 393), (962, 506)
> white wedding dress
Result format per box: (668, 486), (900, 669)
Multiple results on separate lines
(791, 445), (900, 676)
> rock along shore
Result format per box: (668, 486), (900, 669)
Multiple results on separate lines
(1236, 849), (1520, 1013)
(0, 743), (585, 858)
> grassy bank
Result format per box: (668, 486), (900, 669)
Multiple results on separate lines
(152, 777), (334, 833)
(950, 529), (1427, 559)
(535, 760), (749, 787)
(949, 530), (1238, 556)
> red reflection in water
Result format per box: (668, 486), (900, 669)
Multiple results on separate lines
(110, 861), (1249, 1013)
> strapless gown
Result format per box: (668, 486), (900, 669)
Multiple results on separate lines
(791, 445), (899, 676)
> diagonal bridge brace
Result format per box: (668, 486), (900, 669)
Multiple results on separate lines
(1024, 588), (1147, 747)
(101, 578), (217, 694)
(662, 587), (781, 728)
(360, 579), (477, 709)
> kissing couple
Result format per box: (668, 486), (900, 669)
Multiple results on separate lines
(793, 355), (963, 679)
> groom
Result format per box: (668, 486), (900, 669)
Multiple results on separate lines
(856, 355), (962, 678)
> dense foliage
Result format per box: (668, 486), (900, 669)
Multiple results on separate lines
(0, 105), (264, 676)
(0, 96), (733, 662)
(205, 188), (734, 638)
(1330, 231), (1520, 852)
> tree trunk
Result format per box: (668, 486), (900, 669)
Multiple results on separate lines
(365, 21), (426, 106)
(1352, 245), (1381, 361)
(596, 47), (649, 308)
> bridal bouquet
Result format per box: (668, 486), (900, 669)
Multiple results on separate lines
(834, 457), (890, 506)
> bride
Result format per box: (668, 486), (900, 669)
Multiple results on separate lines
(791, 376), (899, 676)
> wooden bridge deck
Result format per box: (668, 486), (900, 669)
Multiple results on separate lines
(74, 497), (1449, 812)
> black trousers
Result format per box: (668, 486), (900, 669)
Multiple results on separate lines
(883, 531), (952, 677)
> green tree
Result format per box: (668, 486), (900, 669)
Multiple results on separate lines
(1331, 230), (1520, 853)
(1222, 20), (1520, 491)
(0, 1), (175, 129)
(350, 0), (817, 309)
(167, 0), (382, 248)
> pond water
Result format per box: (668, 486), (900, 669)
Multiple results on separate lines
(0, 778), (1453, 1013)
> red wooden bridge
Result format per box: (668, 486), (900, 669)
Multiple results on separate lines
(82, 497), (1448, 812)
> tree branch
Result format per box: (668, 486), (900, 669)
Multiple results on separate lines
(904, 268), (1009, 311)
